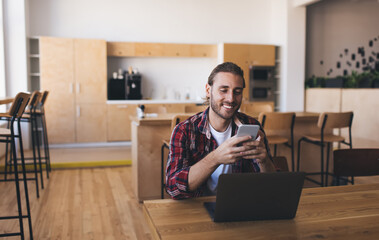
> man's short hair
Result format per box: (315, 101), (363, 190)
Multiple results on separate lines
(207, 62), (245, 88)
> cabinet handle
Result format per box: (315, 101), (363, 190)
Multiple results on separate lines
(76, 83), (80, 94)
(69, 83), (74, 93)
(77, 106), (80, 117)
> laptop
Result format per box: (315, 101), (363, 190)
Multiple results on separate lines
(204, 172), (306, 222)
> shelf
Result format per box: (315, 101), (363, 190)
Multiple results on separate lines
(30, 73), (40, 77)
(29, 54), (40, 58)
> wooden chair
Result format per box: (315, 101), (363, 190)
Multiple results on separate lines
(0, 92), (33, 239)
(272, 156), (289, 172)
(144, 105), (167, 114)
(184, 104), (207, 114)
(242, 102), (274, 117)
(161, 114), (192, 199)
(259, 112), (295, 171)
(297, 111), (353, 187)
(333, 149), (379, 185)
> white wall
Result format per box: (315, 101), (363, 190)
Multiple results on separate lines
(3, 0), (28, 97)
(306, 0), (379, 78)
(25, 0), (307, 110)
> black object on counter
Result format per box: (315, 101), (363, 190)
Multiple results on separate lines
(126, 73), (143, 100)
(108, 78), (127, 100)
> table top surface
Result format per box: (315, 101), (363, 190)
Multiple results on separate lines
(0, 97), (14, 105)
(143, 183), (379, 240)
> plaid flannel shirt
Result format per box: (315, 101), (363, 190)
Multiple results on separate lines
(165, 107), (273, 200)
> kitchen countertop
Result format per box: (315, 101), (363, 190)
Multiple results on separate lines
(107, 99), (204, 104)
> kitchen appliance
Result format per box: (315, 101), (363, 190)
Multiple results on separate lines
(108, 78), (126, 100)
(126, 73), (143, 100)
(249, 66), (276, 102)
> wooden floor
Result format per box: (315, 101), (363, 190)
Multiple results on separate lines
(0, 167), (152, 240)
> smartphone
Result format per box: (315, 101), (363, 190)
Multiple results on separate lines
(236, 124), (260, 140)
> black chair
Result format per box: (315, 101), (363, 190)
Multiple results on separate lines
(0, 92), (33, 239)
(334, 149), (379, 185)
(272, 156), (290, 172)
(297, 112), (353, 187)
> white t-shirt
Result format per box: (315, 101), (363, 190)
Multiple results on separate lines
(207, 122), (232, 194)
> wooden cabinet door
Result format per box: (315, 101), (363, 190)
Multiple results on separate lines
(74, 39), (107, 104)
(107, 104), (136, 141)
(249, 45), (275, 66)
(76, 103), (107, 142)
(40, 37), (76, 143)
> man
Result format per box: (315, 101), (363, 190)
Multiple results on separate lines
(166, 62), (276, 200)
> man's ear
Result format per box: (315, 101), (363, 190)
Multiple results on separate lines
(205, 83), (211, 98)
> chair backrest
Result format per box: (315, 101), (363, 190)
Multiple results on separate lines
(318, 112), (353, 129)
(243, 102), (274, 117)
(334, 149), (379, 177)
(40, 90), (49, 106)
(272, 156), (289, 172)
(258, 112), (295, 130)
(28, 91), (42, 110)
(184, 105), (207, 113)
(171, 114), (193, 130)
(8, 92), (31, 118)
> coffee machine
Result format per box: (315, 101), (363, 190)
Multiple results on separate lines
(126, 73), (142, 100)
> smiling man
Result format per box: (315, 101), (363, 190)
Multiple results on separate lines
(166, 62), (276, 200)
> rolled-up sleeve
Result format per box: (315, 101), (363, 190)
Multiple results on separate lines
(165, 125), (196, 200)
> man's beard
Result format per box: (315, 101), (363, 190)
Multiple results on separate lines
(209, 93), (240, 120)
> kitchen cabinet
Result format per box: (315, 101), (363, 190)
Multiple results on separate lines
(107, 42), (217, 58)
(107, 104), (137, 141)
(40, 37), (107, 143)
(223, 43), (276, 100)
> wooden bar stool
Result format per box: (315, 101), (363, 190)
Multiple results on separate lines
(161, 114), (193, 199)
(297, 112), (353, 187)
(4, 91), (43, 197)
(259, 112), (296, 171)
(0, 92), (33, 240)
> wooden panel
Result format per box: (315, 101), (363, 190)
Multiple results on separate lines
(189, 44), (218, 58)
(162, 44), (191, 57)
(164, 103), (186, 113)
(40, 37), (76, 143)
(107, 104), (137, 141)
(305, 88), (342, 112)
(223, 44), (251, 100)
(107, 42), (135, 56)
(249, 44), (276, 66)
(74, 39), (107, 104)
(341, 89), (379, 148)
(76, 103), (107, 142)
(135, 43), (164, 57)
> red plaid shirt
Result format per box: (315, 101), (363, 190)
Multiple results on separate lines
(165, 107), (273, 200)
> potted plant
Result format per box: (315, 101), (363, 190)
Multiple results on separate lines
(357, 71), (372, 88)
(325, 76), (345, 88)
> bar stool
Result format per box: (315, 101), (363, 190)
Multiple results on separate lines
(4, 91), (43, 197)
(297, 112), (353, 187)
(259, 112), (295, 171)
(0, 92), (33, 240)
(161, 114), (192, 199)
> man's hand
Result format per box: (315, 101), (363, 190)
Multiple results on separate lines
(239, 130), (268, 163)
(212, 135), (256, 165)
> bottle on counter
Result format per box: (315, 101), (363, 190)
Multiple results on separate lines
(137, 104), (145, 118)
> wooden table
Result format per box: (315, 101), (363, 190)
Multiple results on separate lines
(131, 112), (326, 202)
(143, 183), (379, 239)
